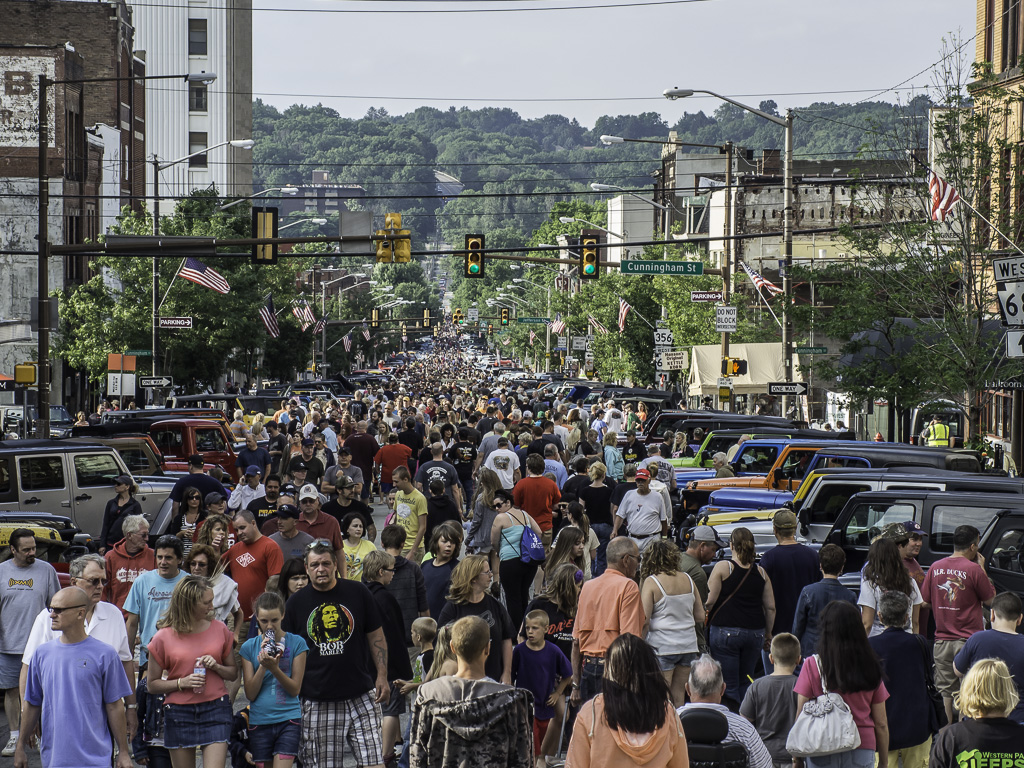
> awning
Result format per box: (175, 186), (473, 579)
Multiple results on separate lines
(687, 342), (804, 396)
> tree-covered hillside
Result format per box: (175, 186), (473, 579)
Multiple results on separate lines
(252, 95), (932, 247)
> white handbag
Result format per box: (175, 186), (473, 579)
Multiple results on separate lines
(785, 655), (862, 757)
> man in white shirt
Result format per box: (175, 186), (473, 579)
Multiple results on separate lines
(483, 436), (522, 490)
(228, 465), (266, 511)
(677, 655), (773, 768)
(611, 468), (667, 552)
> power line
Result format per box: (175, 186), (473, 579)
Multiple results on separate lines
(127, 0), (718, 13)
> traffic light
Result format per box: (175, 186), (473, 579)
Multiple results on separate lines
(371, 308), (380, 328)
(721, 358), (748, 376)
(465, 234), (485, 278)
(251, 207), (278, 265)
(500, 307), (509, 326)
(375, 231), (392, 263)
(452, 308), (462, 325)
(488, 323), (493, 336)
(423, 308), (431, 328)
(433, 325), (438, 338)
(580, 229), (602, 280)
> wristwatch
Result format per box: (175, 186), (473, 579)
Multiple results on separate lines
(126, 704), (138, 710)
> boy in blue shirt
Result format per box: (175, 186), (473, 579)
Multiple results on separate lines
(240, 592), (308, 768)
(512, 609), (572, 767)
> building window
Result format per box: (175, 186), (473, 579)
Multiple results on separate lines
(188, 19), (208, 56)
(986, 0), (995, 64)
(189, 84), (208, 112)
(189, 132), (208, 167)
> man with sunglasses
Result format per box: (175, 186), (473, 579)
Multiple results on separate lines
(20, 554), (136, 739)
(0, 529), (60, 756)
(15, 586), (133, 768)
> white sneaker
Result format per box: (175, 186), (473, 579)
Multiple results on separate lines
(2, 734), (18, 756)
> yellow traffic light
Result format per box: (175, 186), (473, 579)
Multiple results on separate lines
(252, 207), (278, 265)
(375, 230), (392, 263)
(384, 212), (402, 230)
(500, 308), (509, 326)
(371, 308), (380, 328)
(394, 229), (412, 263)
(488, 323), (493, 336)
(423, 308), (431, 328)
(580, 229), (602, 280)
(465, 234), (485, 278)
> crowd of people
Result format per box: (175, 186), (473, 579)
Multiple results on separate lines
(5, 330), (1024, 768)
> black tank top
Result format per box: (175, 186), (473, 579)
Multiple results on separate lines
(711, 561), (766, 630)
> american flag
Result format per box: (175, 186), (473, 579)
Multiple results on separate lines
(178, 257), (230, 294)
(312, 318), (326, 335)
(550, 314), (566, 335)
(618, 298), (631, 333)
(739, 261), (784, 297)
(529, 330), (537, 346)
(502, 336), (511, 346)
(362, 325), (371, 341)
(588, 314), (610, 335)
(259, 294), (280, 338)
(929, 171), (960, 222)
(342, 334), (352, 352)
(292, 300), (316, 331)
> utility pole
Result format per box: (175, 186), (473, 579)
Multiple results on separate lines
(36, 75), (51, 439)
(781, 109), (795, 418)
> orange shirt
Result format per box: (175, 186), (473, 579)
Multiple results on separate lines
(226, 535), (284, 619)
(374, 443), (413, 484)
(512, 475), (561, 531)
(572, 568), (644, 658)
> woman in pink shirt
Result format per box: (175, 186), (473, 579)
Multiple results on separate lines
(147, 575), (238, 768)
(794, 601), (890, 768)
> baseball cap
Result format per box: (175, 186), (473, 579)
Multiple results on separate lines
(691, 525), (725, 547)
(113, 474), (132, 487)
(336, 475), (354, 490)
(291, 460), (308, 471)
(635, 468), (651, 480)
(902, 520), (927, 536)
(188, 454), (204, 466)
(245, 464), (261, 477)
(280, 483), (298, 497)
(204, 491), (226, 506)
(523, 411), (533, 419)
(276, 503), (301, 519)
(298, 484), (319, 501)
(773, 510), (798, 530)
(301, 438), (315, 447)
(880, 522), (910, 542)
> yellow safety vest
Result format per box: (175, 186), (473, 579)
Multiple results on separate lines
(925, 423), (951, 447)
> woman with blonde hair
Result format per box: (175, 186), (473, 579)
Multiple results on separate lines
(706, 527), (776, 705)
(603, 431), (625, 481)
(195, 512), (233, 561)
(640, 539), (704, 706)
(578, 462), (615, 576)
(566, 408), (583, 452)
(146, 575), (238, 768)
(931, 658), (1024, 765)
(436, 554), (515, 684)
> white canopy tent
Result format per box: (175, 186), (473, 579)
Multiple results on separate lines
(687, 342), (804, 398)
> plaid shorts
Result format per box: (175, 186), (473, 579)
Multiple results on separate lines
(300, 692), (383, 768)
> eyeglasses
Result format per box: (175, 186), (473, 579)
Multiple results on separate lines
(306, 538), (332, 549)
(383, 568), (396, 573)
(188, 495), (201, 500)
(77, 576), (108, 587)
(48, 603), (88, 615)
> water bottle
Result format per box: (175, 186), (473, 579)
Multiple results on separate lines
(193, 657), (206, 694)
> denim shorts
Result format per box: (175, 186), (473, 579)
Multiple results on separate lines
(381, 681), (406, 717)
(655, 650), (701, 672)
(163, 695), (233, 749)
(249, 719), (301, 763)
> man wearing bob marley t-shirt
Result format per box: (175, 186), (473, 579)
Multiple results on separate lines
(283, 540), (389, 768)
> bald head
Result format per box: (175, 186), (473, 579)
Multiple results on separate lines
(431, 442), (443, 458)
(53, 586), (90, 605)
(606, 537), (638, 567)
(356, 420), (368, 432)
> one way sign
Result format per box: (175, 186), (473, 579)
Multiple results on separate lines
(767, 382), (809, 396)
(139, 376), (173, 388)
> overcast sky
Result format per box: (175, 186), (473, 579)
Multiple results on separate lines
(251, 0), (974, 127)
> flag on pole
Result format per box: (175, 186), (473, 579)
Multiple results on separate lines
(588, 315), (610, 335)
(618, 298), (631, 333)
(550, 314), (566, 335)
(342, 334), (352, 352)
(928, 171), (960, 222)
(529, 330), (537, 346)
(739, 261), (783, 297)
(178, 257), (230, 294)
(259, 294), (280, 338)
(293, 300), (317, 331)
(312, 318), (326, 335)
(362, 325), (371, 341)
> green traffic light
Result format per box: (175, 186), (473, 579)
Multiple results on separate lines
(584, 263), (596, 275)
(469, 262), (480, 274)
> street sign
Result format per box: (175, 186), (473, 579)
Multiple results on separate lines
(517, 317), (548, 324)
(557, 336), (568, 347)
(655, 350), (688, 370)
(1008, 330), (1024, 358)
(717, 377), (732, 387)
(159, 317), (192, 330)
(691, 291), (723, 302)
(767, 381), (809, 395)
(125, 349), (153, 356)
(993, 255), (1024, 282)
(467, 308), (479, 322)
(572, 336), (588, 351)
(795, 346), (828, 355)
(715, 306), (737, 332)
(653, 328), (674, 346)
(139, 376), (173, 388)
(621, 260), (704, 276)
(0, 380), (15, 392)
(997, 281), (1024, 326)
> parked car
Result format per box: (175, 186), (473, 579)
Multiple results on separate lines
(0, 511), (90, 586)
(1, 405), (75, 439)
(68, 434), (191, 478)
(0, 439), (175, 537)
(671, 427), (856, 473)
(635, 410), (805, 447)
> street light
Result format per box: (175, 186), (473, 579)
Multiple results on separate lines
(151, 137), (254, 379)
(279, 218), (326, 231)
(36, 70), (216, 436)
(218, 186), (298, 212)
(665, 87), (796, 408)
(558, 216), (625, 239)
(514, 278), (553, 371)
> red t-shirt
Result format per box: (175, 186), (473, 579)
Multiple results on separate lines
(794, 655), (889, 751)
(513, 475), (561, 531)
(374, 443), (413, 484)
(922, 555), (995, 640)
(226, 536), (284, 619)
(148, 620), (235, 705)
